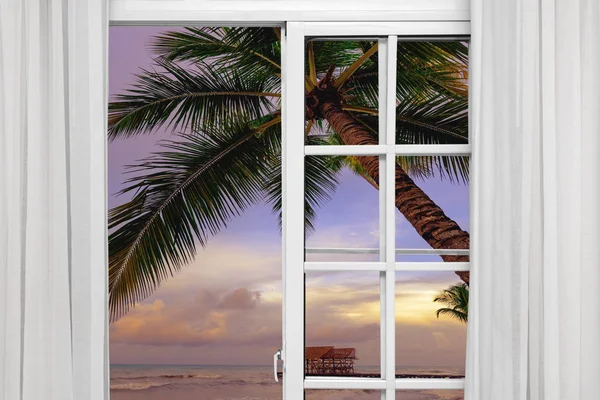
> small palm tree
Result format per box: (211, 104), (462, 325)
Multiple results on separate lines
(108, 27), (471, 319)
(433, 283), (469, 323)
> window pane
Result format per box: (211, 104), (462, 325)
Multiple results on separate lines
(394, 156), (469, 260)
(109, 25), (283, 400)
(306, 272), (381, 376)
(396, 390), (464, 400)
(395, 272), (467, 378)
(305, 159), (380, 262)
(305, 39), (379, 145)
(396, 41), (468, 145)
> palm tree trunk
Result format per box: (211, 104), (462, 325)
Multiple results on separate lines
(320, 101), (470, 284)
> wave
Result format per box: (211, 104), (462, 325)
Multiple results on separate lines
(161, 373), (223, 379)
(109, 380), (268, 392)
(112, 373), (222, 381)
(110, 382), (172, 391)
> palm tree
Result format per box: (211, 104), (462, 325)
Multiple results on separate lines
(108, 27), (470, 319)
(433, 283), (469, 323)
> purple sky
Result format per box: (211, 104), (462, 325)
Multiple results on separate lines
(108, 26), (469, 368)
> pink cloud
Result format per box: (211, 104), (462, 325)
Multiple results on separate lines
(218, 288), (261, 310)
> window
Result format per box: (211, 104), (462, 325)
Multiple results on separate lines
(107, 4), (471, 400)
(283, 22), (469, 399)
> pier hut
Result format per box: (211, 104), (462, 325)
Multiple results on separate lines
(305, 346), (357, 375)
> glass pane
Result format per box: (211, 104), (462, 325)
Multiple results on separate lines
(109, 26), (282, 400)
(306, 272), (381, 376)
(305, 159), (380, 262)
(396, 41), (468, 145)
(395, 272), (467, 378)
(396, 390), (464, 400)
(305, 39), (379, 145)
(306, 390), (382, 400)
(394, 156), (469, 259)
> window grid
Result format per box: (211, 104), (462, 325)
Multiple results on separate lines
(301, 32), (470, 396)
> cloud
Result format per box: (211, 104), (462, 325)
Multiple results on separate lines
(432, 331), (452, 350)
(110, 284), (281, 351)
(109, 237), (285, 364)
(156, 240), (281, 295)
(217, 288), (262, 310)
(109, 231), (466, 367)
(307, 322), (380, 345)
(110, 300), (227, 347)
(396, 323), (466, 367)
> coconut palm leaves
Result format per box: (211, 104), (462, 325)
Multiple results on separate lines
(109, 27), (470, 319)
(433, 283), (469, 323)
(152, 27), (281, 80)
(109, 118), (276, 317)
(108, 117), (340, 319)
(263, 136), (343, 233)
(108, 59), (279, 138)
(341, 92), (469, 183)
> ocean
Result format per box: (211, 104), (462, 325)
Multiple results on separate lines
(110, 365), (464, 400)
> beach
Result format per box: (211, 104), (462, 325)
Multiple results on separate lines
(111, 365), (464, 400)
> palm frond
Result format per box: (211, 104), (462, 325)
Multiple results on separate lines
(309, 41), (369, 76)
(263, 138), (343, 234)
(397, 41), (468, 99)
(263, 136), (343, 234)
(395, 94), (467, 144)
(108, 117), (280, 319)
(435, 307), (469, 323)
(303, 152), (344, 234)
(334, 42), (379, 89)
(396, 93), (468, 183)
(151, 27), (281, 80)
(341, 105), (379, 115)
(433, 283), (469, 323)
(345, 68), (379, 109)
(352, 93), (469, 183)
(345, 41), (468, 109)
(108, 58), (279, 139)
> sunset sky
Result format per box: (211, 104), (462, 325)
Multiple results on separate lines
(108, 27), (469, 368)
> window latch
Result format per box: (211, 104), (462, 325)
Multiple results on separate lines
(273, 348), (282, 382)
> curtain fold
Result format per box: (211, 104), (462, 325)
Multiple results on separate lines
(0, 1), (108, 399)
(467, 0), (600, 398)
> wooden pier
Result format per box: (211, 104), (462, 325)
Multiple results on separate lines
(305, 346), (357, 375)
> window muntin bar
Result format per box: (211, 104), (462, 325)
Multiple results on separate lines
(305, 145), (386, 156)
(304, 262), (470, 272)
(304, 144), (471, 156)
(305, 378), (387, 390)
(395, 379), (465, 390)
(306, 248), (469, 256)
(305, 262), (385, 272)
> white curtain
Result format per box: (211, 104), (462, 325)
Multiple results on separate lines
(0, 1), (108, 400)
(467, 0), (600, 398)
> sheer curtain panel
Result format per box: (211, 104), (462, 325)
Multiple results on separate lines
(467, 0), (600, 398)
(0, 1), (108, 400)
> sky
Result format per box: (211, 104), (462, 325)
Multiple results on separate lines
(108, 27), (469, 368)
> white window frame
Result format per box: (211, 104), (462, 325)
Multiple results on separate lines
(286, 22), (470, 400)
(108, 2), (471, 399)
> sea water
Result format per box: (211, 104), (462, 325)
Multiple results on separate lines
(110, 365), (464, 400)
